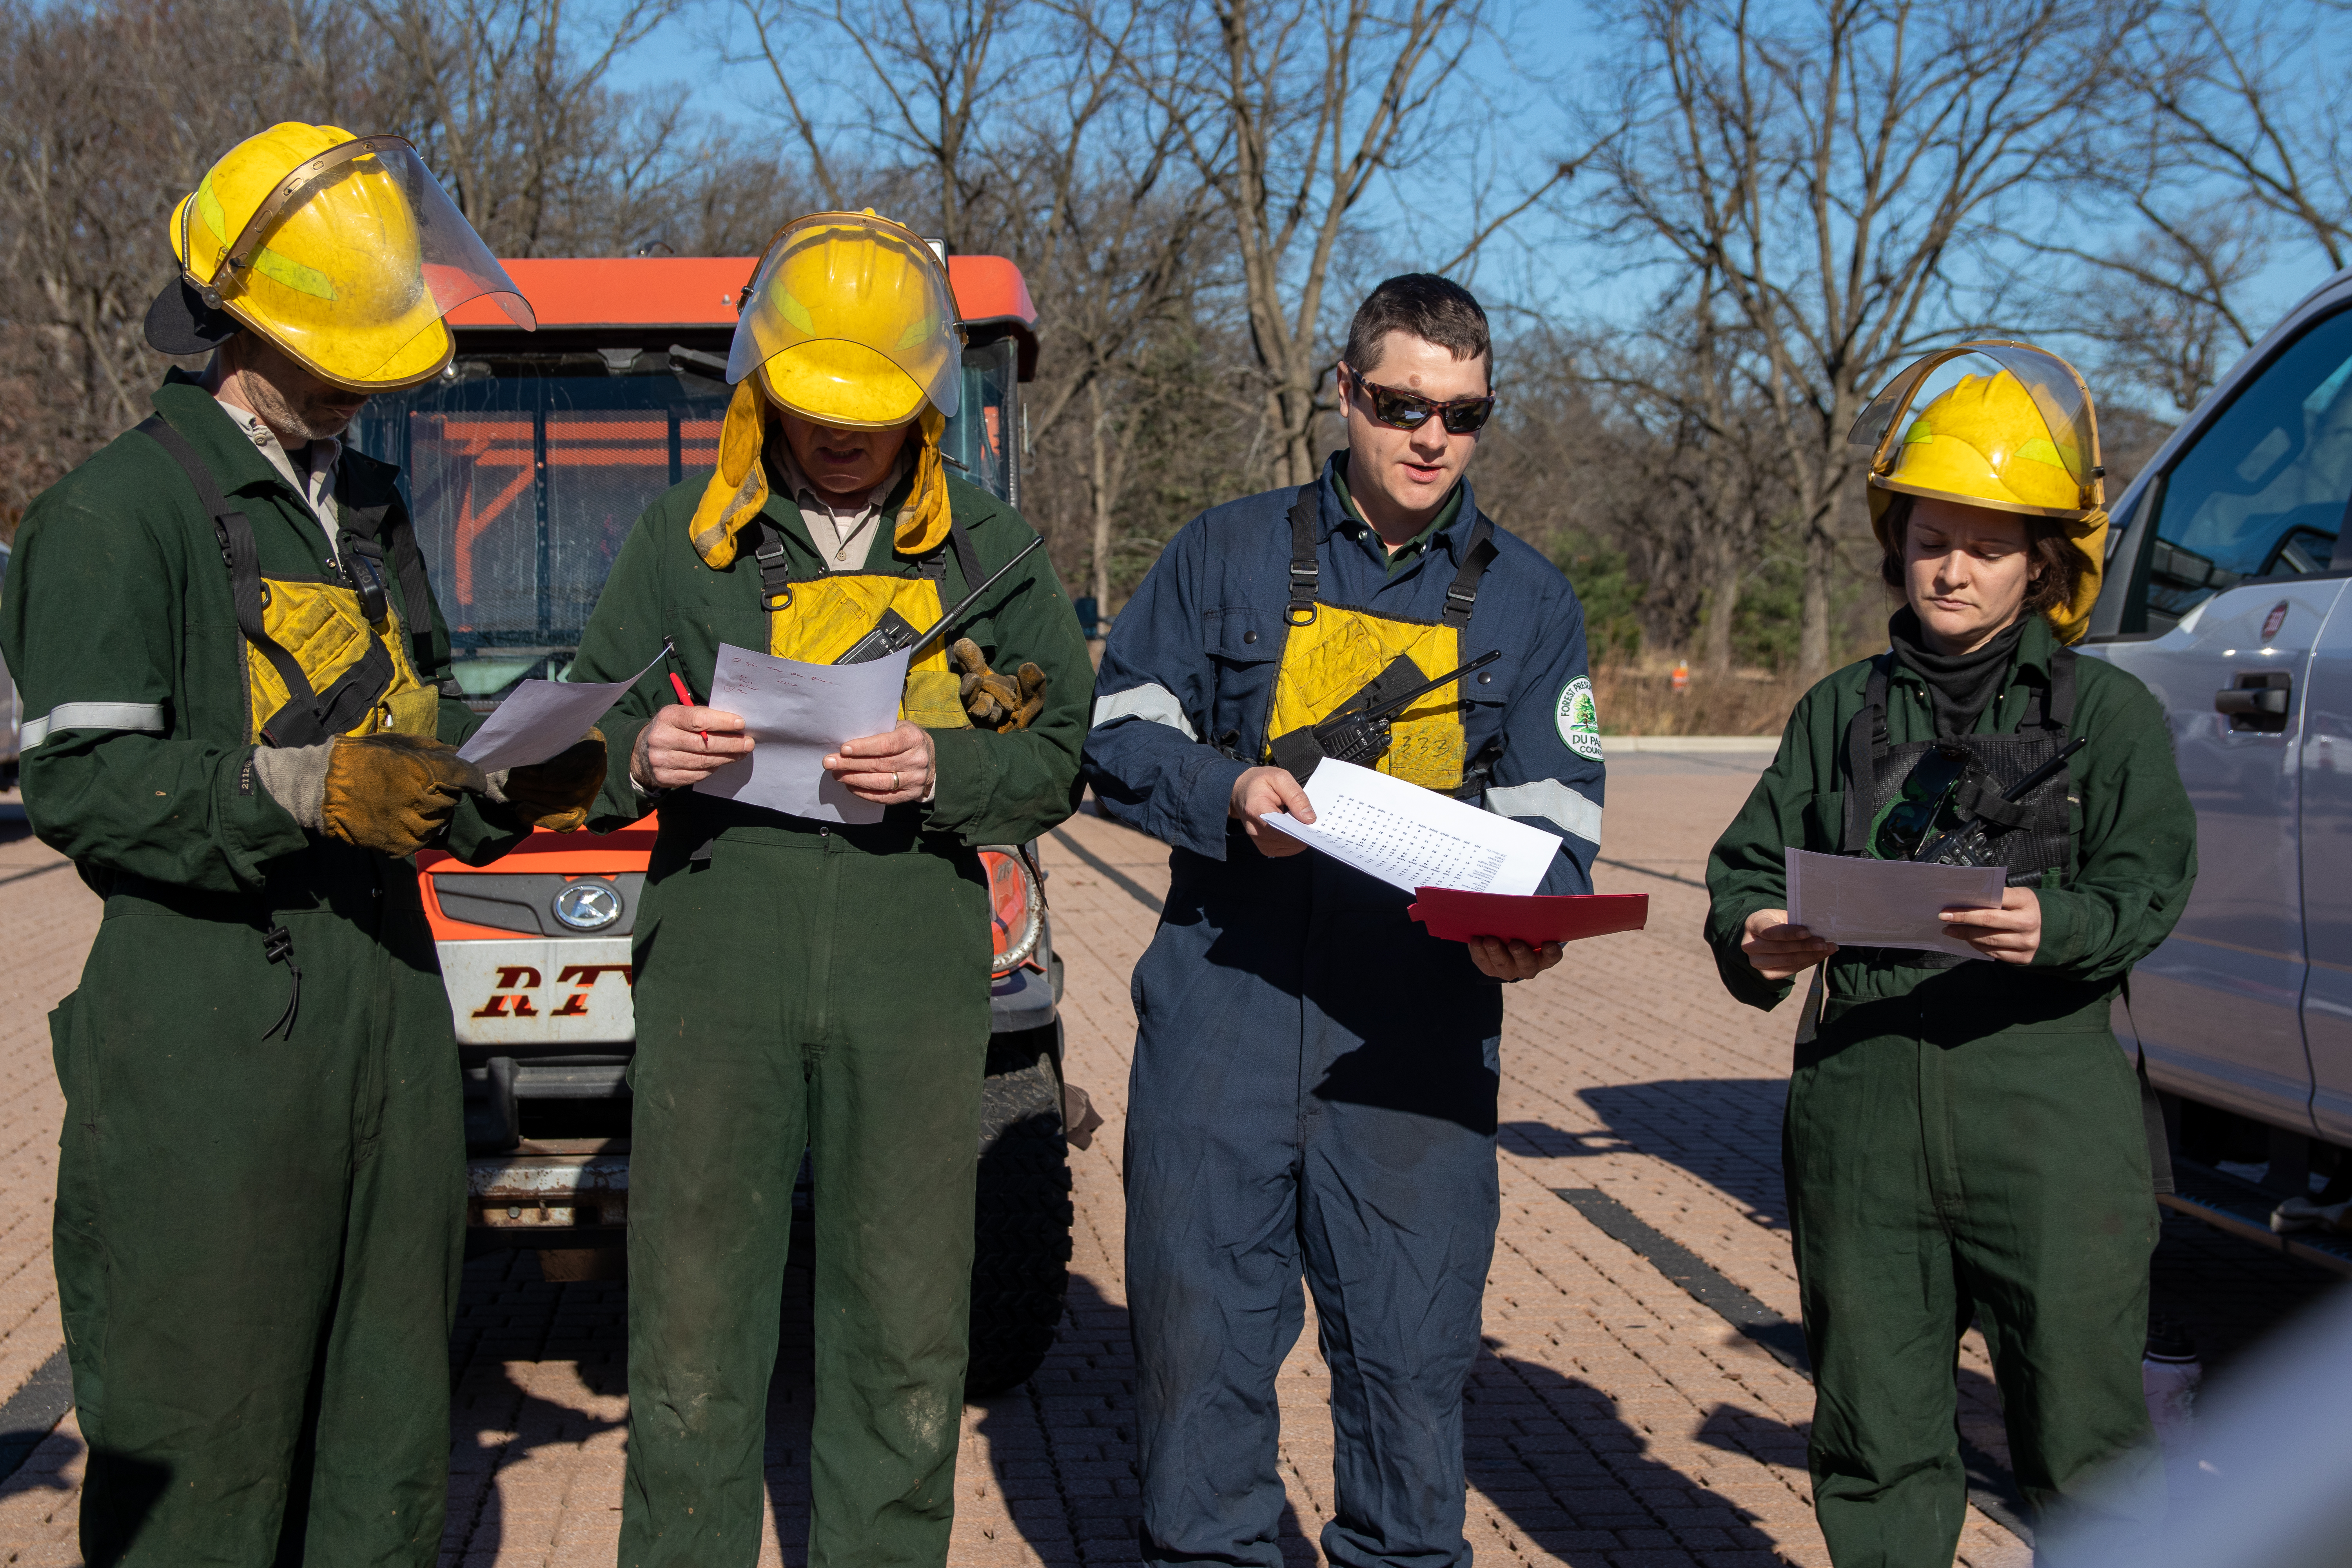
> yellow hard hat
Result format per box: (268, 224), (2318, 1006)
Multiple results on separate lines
(150, 123), (533, 390)
(1852, 341), (2108, 642)
(728, 211), (963, 426)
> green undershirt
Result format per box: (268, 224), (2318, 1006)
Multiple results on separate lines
(1332, 453), (1463, 575)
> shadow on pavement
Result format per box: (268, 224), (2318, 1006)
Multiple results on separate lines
(969, 1271), (1334, 1567)
(446, 1248), (627, 1564)
(1466, 1348), (1788, 1564)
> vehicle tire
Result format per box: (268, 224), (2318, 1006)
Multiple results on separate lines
(966, 1024), (1073, 1394)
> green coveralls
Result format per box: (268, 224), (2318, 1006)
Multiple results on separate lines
(1704, 616), (2196, 1565)
(569, 470), (1091, 1568)
(0, 373), (524, 1566)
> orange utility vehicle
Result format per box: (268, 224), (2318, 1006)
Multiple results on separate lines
(354, 252), (1074, 1391)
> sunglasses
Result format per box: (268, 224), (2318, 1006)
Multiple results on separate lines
(1343, 365), (1495, 435)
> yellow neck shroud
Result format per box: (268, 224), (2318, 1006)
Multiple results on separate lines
(686, 377), (952, 571)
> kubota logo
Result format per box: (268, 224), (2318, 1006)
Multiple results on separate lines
(471, 962), (635, 1019)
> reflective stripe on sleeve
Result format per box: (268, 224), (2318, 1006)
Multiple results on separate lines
(1486, 779), (1602, 847)
(1089, 682), (1199, 741)
(22, 702), (167, 748)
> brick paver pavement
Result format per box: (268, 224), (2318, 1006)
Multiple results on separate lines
(0, 754), (2287, 1565)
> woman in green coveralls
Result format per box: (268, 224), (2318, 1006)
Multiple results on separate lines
(1704, 343), (2196, 1563)
(565, 212), (1090, 1568)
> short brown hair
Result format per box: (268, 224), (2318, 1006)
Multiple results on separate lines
(1877, 492), (2082, 622)
(1343, 274), (1492, 381)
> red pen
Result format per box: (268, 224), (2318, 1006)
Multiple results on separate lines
(668, 672), (707, 742)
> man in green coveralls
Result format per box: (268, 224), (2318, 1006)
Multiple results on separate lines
(565, 210), (1091, 1568)
(0, 124), (605, 1564)
(1705, 343), (2195, 1562)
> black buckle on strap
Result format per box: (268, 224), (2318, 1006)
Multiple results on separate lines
(752, 528), (794, 613)
(1287, 563), (1320, 626)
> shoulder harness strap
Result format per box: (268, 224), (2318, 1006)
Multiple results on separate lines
(921, 517), (981, 588)
(136, 416), (388, 748)
(1285, 484), (1320, 625)
(750, 513), (982, 610)
(1841, 653), (1893, 853)
(1441, 514), (1498, 629)
(337, 501), (437, 686)
(2042, 645), (2078, 734)
(947, 517), (980, 591)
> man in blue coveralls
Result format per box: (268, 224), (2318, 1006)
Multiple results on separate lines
(1082, 274), (1605, 1568)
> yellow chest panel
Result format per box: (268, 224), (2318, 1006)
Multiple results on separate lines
(1265, 604), (1466, 790)
(766, 573), (971, 730)
(245, 576), (438, 742)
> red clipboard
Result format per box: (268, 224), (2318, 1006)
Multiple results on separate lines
(1407, 887), (1650, 945)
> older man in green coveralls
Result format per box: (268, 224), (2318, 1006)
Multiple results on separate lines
(0, 124), (604, 1565)
(1705, 343), (2195, 1563)
(566, 211), (1091, 1568)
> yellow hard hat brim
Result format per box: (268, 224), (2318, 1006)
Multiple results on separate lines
(218, 295), (454, 391)
(758, 340), (931, 430)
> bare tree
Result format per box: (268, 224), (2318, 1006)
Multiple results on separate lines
(2069, 204), (2269, 412)
(1582, 0), (2131, 683)
(731, 0), (1036, 251)
(356, 0), (687, 255)
(0, 0), (369, 517)
(1136, 0), (1562, 490)
(0, 0), (718, 524)
(2041, 0), (2352, 414)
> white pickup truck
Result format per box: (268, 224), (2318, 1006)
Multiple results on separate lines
(2085, 262), (2352, 1264)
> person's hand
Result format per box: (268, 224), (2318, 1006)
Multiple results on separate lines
(824, 721), (937, 806)
(1468, 936), (1564, 982)
(1940, 886), (2041, 964)
(632, 704), (751, 790)
(1229, 765), (1313, 858)
(1743, 908), (1837, 980)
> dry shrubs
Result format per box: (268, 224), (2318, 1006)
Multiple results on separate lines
(1589, 663), (1805, 738)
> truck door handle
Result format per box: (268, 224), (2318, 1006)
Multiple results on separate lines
(2218, 673), (2292, 731)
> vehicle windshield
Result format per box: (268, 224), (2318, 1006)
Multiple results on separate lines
(944, 336), (1018, 503)
(2145, 307), (2352, 629)
(353, 338), (1021, 699)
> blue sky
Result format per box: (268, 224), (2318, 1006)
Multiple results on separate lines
(590, 0), (2344, 414)
(598, 0), (1605, 306)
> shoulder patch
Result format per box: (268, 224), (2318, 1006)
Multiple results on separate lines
(1557, 677), (1602, 760)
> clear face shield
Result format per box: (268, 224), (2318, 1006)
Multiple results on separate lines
(726, 211), (962, 426)
(183, 135), (535, 390)
(1849, 341), (2103, 519)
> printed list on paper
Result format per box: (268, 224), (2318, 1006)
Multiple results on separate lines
(692, 642), (911, 825)
(1784, 847), (2005, 959)
(1259, 759), (1559, 897)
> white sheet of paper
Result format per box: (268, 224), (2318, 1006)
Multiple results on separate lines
(1784, 847), (2005, 958)
(1259, 758), (1560, 897)
(692, 642), (911, 825)
(456, 649), (664, 774)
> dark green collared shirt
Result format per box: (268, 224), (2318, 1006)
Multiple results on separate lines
(1330, 453), (1463, 575)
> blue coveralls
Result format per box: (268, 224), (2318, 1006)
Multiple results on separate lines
(1082, 456), (1603, 1568)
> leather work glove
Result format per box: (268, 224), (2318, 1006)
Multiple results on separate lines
(952, 637), (1024, 728)
(1004, 661), (1047, 733)
(490, 729), (608, 833)
(253, 731), (488, 858)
